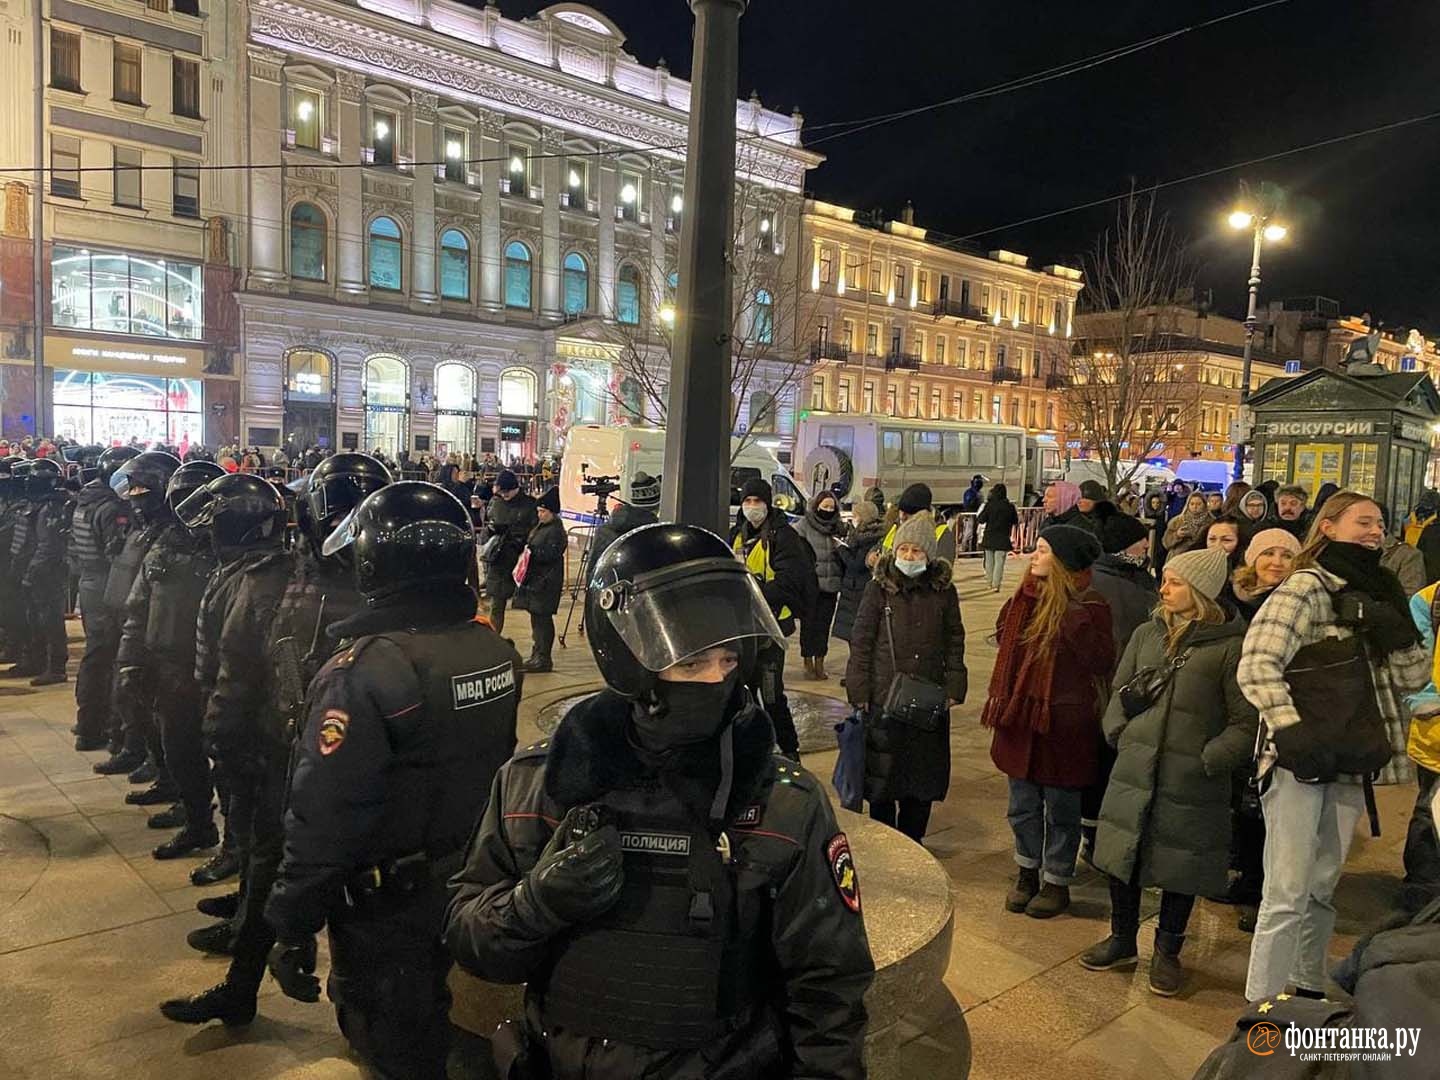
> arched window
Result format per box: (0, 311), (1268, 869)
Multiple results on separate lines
(499, 366), (537, 416)
(753, 288), (774, 345)
(562, 252), (588, 316)
(504, 241), (532, 309)
(283, 349), (335, 451)
(363, 354), (408, 458)
(368, 216), (402, 291)
(616, 264), (641, 325)
(290, 203), (326, 281)
(434, 361), (476, 457)
(439, 229), (469, 301)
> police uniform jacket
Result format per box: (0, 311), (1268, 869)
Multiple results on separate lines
(444, 688), (875, 1080)
(266, 588), (522, 941)
(70, 481), (129, 576)
(116, 521), (213, 673)
(194, 546), (292, 771)
(103, 520), (165, 613)
(22, 492), (72, 590)
(7, 499), (38, 570)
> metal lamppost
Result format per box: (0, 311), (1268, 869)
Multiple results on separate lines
(1229, 205), (1287, 481)
(660, 0), (748, 533)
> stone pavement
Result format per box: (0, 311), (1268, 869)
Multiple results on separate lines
(0, 556), (1420, 1078)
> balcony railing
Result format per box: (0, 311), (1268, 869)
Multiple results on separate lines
(809, 341), (849, 363)
(885, 351), (922, 371)
(932, 298), (988, 322)
(991, 366), (1023, 384)
(1046, 372), (1070, 390)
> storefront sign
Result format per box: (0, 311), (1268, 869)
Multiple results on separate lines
(499, 420), (528, 441)
(1257, 419), (1375, 437)
(47, 334), (207, 377)
(1396, 419), (1430, 443)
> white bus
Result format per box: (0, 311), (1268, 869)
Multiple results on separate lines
(795, 413), (1029, 510)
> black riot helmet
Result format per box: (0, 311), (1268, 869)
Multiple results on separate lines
(111, 451), (181, 524)
(73, 445), (104, 484)
(322, 481), (474, 598)
(585, 523), (784, 698)
(96, 445), (141, 486)
(175, 472), (287, 550)
(22, 458), (64, 497)
(306, 452), (391, 546)
(0, 455), (24, 500)
(165, 461), (225, 522)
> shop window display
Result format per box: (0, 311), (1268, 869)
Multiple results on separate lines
(52, 247), (203, 340)
(52, 370), (203, 446)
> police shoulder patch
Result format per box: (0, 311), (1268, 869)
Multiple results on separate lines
(733, 804), (763, 827)
(451, 661), (517, 709)
(827, 833), (861, 914)
(317, 709), (350, 756)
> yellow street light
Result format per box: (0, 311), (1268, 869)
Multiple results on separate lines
(659, 304), (676, 326)
(1228, 210), (1254, 230)
(1263, 223), (1288, 242)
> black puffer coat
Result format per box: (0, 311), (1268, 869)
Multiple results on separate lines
(1093, 615), (1258, 897)
(513, 516), (566, 617)
(793, 506), (847, 595)
(845, 553), (967, 803)
(832, 520), (887, 642)
(1089, 554), (1159, 651)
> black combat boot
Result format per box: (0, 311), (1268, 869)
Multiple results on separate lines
(190, 848), (241, 886)
(159, 982), (256, 1027)
(93, 748), (145, 775)
(154, 824), (219, 860)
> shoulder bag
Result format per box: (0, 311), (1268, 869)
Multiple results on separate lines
(1117, 648), (1192, 719)
(879, 604), (948, 732)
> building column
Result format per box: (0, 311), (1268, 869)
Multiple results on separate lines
(479, 114), (503, 312)
(596, 144), (617, 318)
(648, 161), (668, 288)
(335, 70), (367, 300)
(410, 90), (439, 309)
(245, 49), (287, 289)
(539, 128), (562, 318)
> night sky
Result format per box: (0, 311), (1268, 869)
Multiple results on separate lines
(501, 0), (1440, 334)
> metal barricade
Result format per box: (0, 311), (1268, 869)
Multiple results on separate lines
(948, 506), (1047, 557)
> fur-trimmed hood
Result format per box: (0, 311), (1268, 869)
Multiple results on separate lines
(544, 687), (778, 825)
(872, 549), (954, 594)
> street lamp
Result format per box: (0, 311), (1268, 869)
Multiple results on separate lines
(1228, 200), (1288, 480)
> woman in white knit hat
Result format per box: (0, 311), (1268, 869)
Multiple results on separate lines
(1231, 527), (1302, 622)
(1081, 546), (1259, 996)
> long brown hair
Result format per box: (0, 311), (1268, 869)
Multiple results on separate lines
(1294, 491), (1380, 571)
(1156, 588), (1225, 655)
(1022, 559), (1086, 647)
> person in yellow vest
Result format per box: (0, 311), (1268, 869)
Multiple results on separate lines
(873, 483), (956, 566)
(730, 477), (812, 760)
(1403, 581), (1440, 912)
(1404, 490), (1438, 547)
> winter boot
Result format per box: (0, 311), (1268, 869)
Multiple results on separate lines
(147, 803), (188, 829)
(1148, 930), (1185, 996)
(126, 781), (179, 806)
(1025, 882), (1071, 919)
(190, 848), (241, 886)
(93, 748), (145, 775)
(186, 920), (235, 957)
(1079, 930), (1139, 971)
(159, 982), (256, 1027)
(1004, 867), (1041, 913)
(127, 759), (158, 785)
(154, 824), (219, 861)
(196, 891), (241, 919)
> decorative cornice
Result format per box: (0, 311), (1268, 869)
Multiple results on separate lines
(248, 46), (289, 83)
(335, 68), (366, 102)
(411, 88), (439, 119)
(249, 0), (810, 191)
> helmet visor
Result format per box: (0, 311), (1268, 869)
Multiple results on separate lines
(320, 502), (361, 557)
(594, 560), (784, 672)
(311, 473), (387, 525)
(174, 485), (217, 529)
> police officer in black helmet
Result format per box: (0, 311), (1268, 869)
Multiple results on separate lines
(9, 458), (73, 687)
(263, 481), (523, 1077)
(0, 456), (29, 666)
(71, 446), (139, 750)
(445, 523), (875, 1080)
(162, 453), (392, 1028)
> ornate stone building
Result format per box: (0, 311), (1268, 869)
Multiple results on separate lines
(238, 0), (818, 460)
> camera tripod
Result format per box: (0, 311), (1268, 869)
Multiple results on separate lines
(557, 489), (611, 649)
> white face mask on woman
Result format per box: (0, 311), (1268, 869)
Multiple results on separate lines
(895, 556), (928, 578)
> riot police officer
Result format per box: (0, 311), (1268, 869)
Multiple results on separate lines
(2, 459), (41, 677)
(115, 457), (222, 850)
(161, 453), (390, 1027)
(71, 446), (138, 750)
(92, 453), (180, 776)
(0, 456), (28, 663)
(444, 523), (875, 1080)
(263, 482), (522, 1077)
(12, 458), (73, 686)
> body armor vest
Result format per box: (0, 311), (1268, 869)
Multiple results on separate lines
(71, 488), (113, 572)
(540, 784), (768, 1050)
(9, 505), (36, 563)
(104, 524), (162, 612)
(141, 527), (215, 664)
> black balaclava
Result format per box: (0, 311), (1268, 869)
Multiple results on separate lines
(631, 669), (745, 826)
(129, 489), (168, 526)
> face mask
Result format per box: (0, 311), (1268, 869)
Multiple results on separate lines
(815, 506), (838, 521)
(634, 671), (740, 751)
(895, 556), (928, 578)
(131, 490), (166, 523)
(743, 505), (768, 526)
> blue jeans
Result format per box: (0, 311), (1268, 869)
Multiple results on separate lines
(1245, 768), (1364, 1001)
(1006, 778), (1082, 886)
(982, 550), (1007, 590)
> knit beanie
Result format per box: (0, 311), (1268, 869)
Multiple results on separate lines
(1038, 524), (1101, 573)
(1093, 501), (1149, 554)
(1164, 547), (1231, 601)
(1244, 527), (1302, 567)
(852, 500), (879, 528)
(740, 477), (773, 507)
(629, 471), (661, 511)
(537, 486), (561, 514)
(897, 482), (933, 515)
(496, 469), (519, 493)
(894, 512), (939, 561)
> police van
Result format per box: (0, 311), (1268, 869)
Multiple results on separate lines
(558, 425), (806, 525)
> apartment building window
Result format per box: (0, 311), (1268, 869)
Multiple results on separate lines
(980, 284), (991, 314)
(893, 264), (906, 300)
(935, 336), (946, 365)
(995, 344), (1007, 369)
(1015, 346), (1026, 372)
(368, 216), (403, 291)
(506, 144), (531, 194)
(290, 203), (327, 280)
(976, 342), (987, 370)
(952, 390), (964, 419)
(811, 377), (825, 411)
(869, 264), (883, 294)
(1019, 294), (1029, 324)
(172, 57), (200, 118)
(1009, 399), (1020, 426)
(930, 388), (942, 420)
(960, 279), (971, 308)
(992, 395), (1002, 423)
(753, 289), (774, 344)
(756, 214), (775, 253)
(842, 318), (855, 351)
(562, 252), (589, 315)
(939, 274), (950, 302)
(845, 253), (861, 290)
(445, 130), (468, 184)
(890, 327), (902, 356)
(618, 172), (643, 221)
(51, 29), (81, 92)
(439, 230), (470, 300)
(999, 290), (1010, 319)
(887, 386), (897, 414)
(113, 42), (143, 105)
(113, 146), (142, 208)
(816, 315), (830, 346)
(955, 338), (967, 368)
(504, 242), (532, 308)
(173, 163), (200, 217)
(1027, 399), (1037, 428)
(866, 323), (879, 355)
(1047, 403), (1056, 429)
(617, 265), (642, 325)
(564, 159), (588, 206)
(371, 110), (396, 166)
(290, 89), (322, 150)
(837, 379), (852, 412)
(973, 391), (984, 419)
(1054, 298), (1065, 329)
(912, 330), (925, 360)
(917, 270), (930, 303)
(818, 247), (833, 284)
(51, 135), (81, 198)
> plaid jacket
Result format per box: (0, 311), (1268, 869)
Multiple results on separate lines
(1237, 567), (1429, 785)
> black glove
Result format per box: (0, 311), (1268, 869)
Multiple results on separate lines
(267, 938), (321, 1003)
(517, 808), (624, 931)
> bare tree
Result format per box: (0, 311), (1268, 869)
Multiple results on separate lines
(595, 181), (813, 463)
(1062, 188), (1198, 493)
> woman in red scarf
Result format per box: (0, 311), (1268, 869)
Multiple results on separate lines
(983, 524), (1115, 918)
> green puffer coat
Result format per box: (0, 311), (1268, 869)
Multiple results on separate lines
(1093, 615), (1258, 897)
